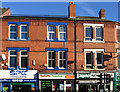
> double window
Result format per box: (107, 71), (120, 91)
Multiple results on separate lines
(47, 23), (67, 41)
(47, 50), (67, 69)
(85, 50), (104, 69)
(9, 50), (28, 69)
(9, 23), (29, 40)
(84, 24), (103, 42)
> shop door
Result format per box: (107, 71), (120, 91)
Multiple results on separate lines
(3, 83), (10, 92)
(79, 85), (88, 92)
(12, 85), (31, 92)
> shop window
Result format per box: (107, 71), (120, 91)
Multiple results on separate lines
(20, 25), (28, 40)
(95, 27), (103, 41)
(9, 50), (17, 68)
(96, 52), (103, 69)
(47, 25), (56, 40)
(86, 52), (93, 69)
(59, 51), (67, 69)
(47, 51), (56, 69)
(58, 25), (67, 41)
(20, 50), (28, 68)
(9, 24), (17, 40)
(85, 26), (93, 41)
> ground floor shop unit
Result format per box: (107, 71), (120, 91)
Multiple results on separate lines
(0, 70), (37, 92)
(77, 72), (114, 92)
(39, 73), (74, 92)
(113, 72), (120, 92)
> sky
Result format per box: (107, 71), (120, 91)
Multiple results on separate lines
(1, 2), (119, 22)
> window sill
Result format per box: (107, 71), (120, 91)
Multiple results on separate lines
(46, 38), (68, 42)
(46, 66), (68, 70)
(8, 37), (29, 41)
(84, 39), (104, 43)
(7, 66), (29, 70)
(84, 68), (105, 70)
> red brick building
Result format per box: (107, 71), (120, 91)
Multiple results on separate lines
(0, 2), (119, 92)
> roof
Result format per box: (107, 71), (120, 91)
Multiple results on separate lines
(0, 8), (10, 15)
(1, 15), (118, 23)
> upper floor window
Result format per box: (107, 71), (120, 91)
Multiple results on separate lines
(85, 26), (93, 41)
(48, 25), (56, 40)
(46, 48), (68, 70)
(46, 22), (68, 42)
(20, 25), (28, 40)
(59, 51), (67, 69)
(47, 51), (56, 69)
(9, 24), (17, 40)
(9, 50), (17, 68)
(8, 48), (29, 69)
(95, 27), (103, 41)
(20, 50), (28, 68)
(84, 23), (104, 42)
(96, 52), (103, 69)
(8, 22), (29, 41)
(85, 49), (104, 70)
(59, 25), (67, 41)
(86, 52), (93, 69)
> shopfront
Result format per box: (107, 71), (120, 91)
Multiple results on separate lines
(0, 70), (37, 92)
(39, 73), (74, 92)
(113, 72), (120, 92)
(77, 72), (114, 92)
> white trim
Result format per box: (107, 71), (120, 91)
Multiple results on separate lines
(9, 50), (17, 68)
(84, 49), (104, 52)
(20, 50), (28, 69)
(58, 51), (67, 69)
(84, 49), (105, 70)
(20, 24), (28, 40)
(83, 23), (104, 27)
(84, 38), (104, 43)
(47, 25), (55, 40)
(47, 51), (55, 69)
(58, 25), (66, 41)
(9, 24), (17, 40)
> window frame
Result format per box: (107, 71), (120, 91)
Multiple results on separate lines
(47, 25), (56, 40)
(84, 26), (93, 41)
(58, 51), (67, 69)
(20, 50), (28, 69)
(9, 24), (17, 40)
(9, 50), (17, 68)
(47, 51), (56, 69)
(95, 26), (103, 41)
(96, 51), (103, 69)
(58, 25), (67, 41)
(85, 51), (93, 69)
(20, 24), (28, 40)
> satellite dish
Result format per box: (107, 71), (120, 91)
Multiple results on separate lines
(2, 54), (6, 60)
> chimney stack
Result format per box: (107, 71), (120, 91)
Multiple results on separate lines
(68, 2), (76, 18)
(99, 9), (105, 19)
